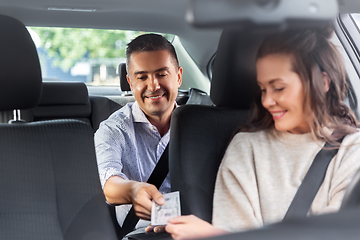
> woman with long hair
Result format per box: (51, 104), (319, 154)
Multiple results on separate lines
(163, 27), (360, 239)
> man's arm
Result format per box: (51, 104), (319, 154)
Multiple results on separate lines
(95, 113), (165, 220)
(104, 175), (165, 220)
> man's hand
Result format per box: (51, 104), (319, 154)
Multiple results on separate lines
(103, 176), (165, 220)
(129, 182), (165, 220)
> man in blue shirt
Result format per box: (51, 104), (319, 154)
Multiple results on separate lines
(94, 34), (183, 230)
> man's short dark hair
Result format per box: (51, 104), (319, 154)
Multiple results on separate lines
(126, 33), (179, 70)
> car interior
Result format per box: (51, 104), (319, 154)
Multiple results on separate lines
(2, 0), (360, 239)
(0, 14), (117, 239)
(170, 28), (262, 222)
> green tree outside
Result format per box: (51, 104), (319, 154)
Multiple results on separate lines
(29, 27), (173, 73)
(29, 27), (145, 72)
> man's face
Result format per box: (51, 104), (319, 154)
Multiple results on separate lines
(127, 50), (182, 121)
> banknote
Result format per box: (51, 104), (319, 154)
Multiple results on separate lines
(151, 191), (181, 226)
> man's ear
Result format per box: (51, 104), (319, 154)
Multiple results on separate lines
(126, 75), (133, 92)
(322, 72), (330, 93)
(177, 66), (183, 87)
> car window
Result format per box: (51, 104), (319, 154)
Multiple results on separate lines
(336, 14), (360, 117)
(352, 14), (360, 29)
(28, 27), (173, 86)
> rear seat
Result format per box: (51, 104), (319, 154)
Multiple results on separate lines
(23, 82), (92, 125)
(119, 62), (132, 95)
(0, 62), (208, 130)
(32, 82), (123, 132)
(89, 95), (122, 132)
(0, 81), (123, 133)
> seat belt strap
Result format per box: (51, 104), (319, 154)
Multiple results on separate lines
(283, 137), (344, 220)
(120, 144), (169, 238)
(186, 88), (213, 106)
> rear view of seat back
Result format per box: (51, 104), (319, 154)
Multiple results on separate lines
(0, 82), (92, 125)
(13, 81), (121, 133)
(90, 95), (122, 132)
(0, 121), (117, 240)
(169, 29), (263, 222)
(23, 81), (92, 125)
(170, 106), (249, 222)
(119, 62), (132, 92)
(28, 81), (122, 132)
(0, 14), (117, 240)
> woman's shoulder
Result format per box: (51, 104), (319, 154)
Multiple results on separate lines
(229, 128), (276, 150)
(337, 129), (360, 157)
(342, 129), (360, 145)
(231, 128), (271, 142)
(222, 129), (276, 170)
(331, 129), (360, 174)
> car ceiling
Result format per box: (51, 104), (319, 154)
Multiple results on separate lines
(0, 0), (359, 75)
(0, 0), (221, 74)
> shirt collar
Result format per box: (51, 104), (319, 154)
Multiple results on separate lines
(132, 101), (149, 123)
(132, 101), (179, 123)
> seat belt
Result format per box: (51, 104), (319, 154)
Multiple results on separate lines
(283, 137), (344, 221)
(117, 95), (211, 238)
(186, 88), (213, 106)
(119, 145), (169, 238)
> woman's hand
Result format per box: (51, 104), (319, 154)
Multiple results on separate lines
(145, 224), (165, 233)
(165, 215), (227, 239)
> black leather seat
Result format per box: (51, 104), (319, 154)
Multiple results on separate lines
(169, 29), (263, 222)
(0, 14), (117, 240)
(119, 62), (132, 92)
(1, 80), (122, 132)
(90, 95), (123, 132)
(22, 82), (92, 124)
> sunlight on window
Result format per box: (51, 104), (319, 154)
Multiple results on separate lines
(352, 14), (360, 31)
(28, 27), (174, 86)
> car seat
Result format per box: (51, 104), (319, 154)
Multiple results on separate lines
(90, 95), (123, 132)
(0, 14), (117, 240)
(23, 82), (92, 124)
(169, 29), (263, 222)
(119, 62), (132, 94)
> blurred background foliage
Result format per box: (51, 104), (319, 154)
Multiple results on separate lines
(29, 27), (173, 72)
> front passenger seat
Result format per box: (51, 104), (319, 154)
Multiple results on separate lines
(0, 14), (117, 240)
(169, 29), (263, 222)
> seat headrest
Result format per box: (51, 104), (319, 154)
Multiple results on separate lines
(39, 82), (89, 106)
(29, 82), (91, 123)
(210, 29), (264, 109)
(0, 14), (42, 111)
(118, 63), (131, 92)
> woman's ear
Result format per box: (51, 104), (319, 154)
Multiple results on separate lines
(322, 72), (330, 93)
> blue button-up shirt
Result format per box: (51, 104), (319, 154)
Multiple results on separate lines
(94, 101), (171, 229)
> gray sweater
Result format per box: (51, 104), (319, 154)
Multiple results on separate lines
(213, 128), (360, 232)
